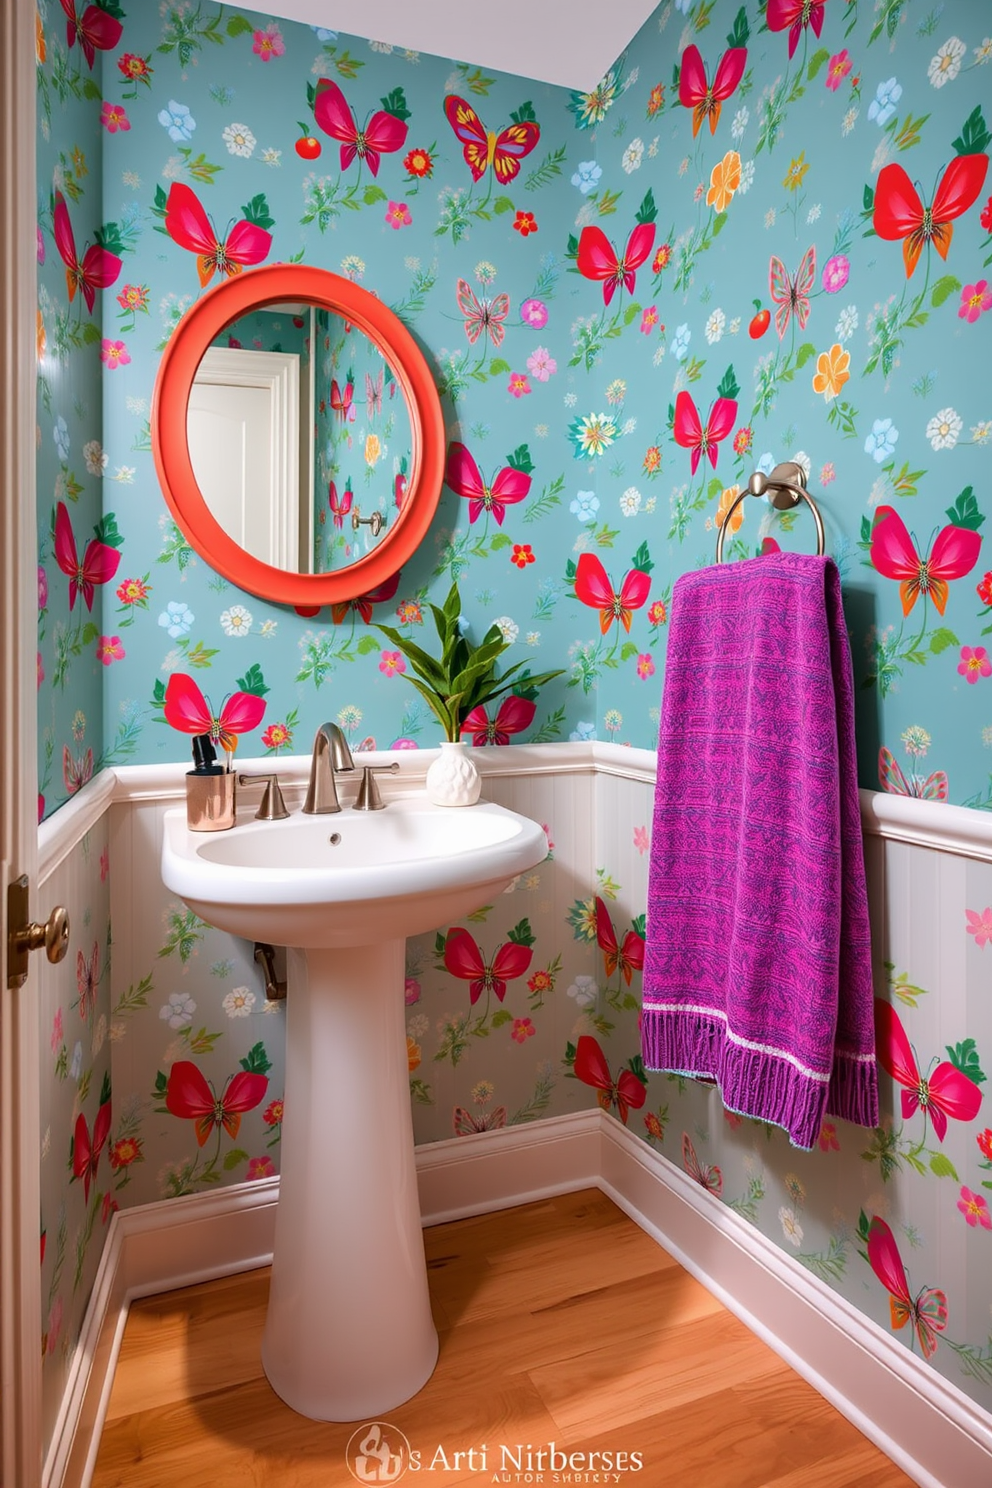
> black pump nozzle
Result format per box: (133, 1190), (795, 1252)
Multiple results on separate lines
(191, 732), (218, 771)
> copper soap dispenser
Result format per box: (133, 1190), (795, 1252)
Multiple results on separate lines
(186, 732), (235, 831)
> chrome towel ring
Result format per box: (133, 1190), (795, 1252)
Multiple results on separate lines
(715, 461), (825, 562)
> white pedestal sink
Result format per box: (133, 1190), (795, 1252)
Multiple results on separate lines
(162, 795), (547, 1420)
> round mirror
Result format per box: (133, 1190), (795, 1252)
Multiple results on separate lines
(153, 265), (444, 606)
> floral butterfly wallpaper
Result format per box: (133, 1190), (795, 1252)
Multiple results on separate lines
(34, 0), (992, 1453)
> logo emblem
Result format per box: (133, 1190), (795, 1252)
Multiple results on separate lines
(345, 1422), (411, 1484)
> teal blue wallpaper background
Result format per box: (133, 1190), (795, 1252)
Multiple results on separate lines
(33, 0), (992, 1446)
(36, 0), (992, 814)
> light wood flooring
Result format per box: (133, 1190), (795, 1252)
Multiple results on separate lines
(92, 1188), (914, 1488)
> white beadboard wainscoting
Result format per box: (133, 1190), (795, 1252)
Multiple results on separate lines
(37, 744), (992, 1488)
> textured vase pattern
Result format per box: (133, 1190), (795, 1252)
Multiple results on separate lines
(425, 743), (482, 807)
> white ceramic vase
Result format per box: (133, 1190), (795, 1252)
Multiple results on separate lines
(425, 740), (482, 807)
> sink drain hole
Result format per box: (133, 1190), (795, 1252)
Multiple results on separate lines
(328, 832), (342, 846)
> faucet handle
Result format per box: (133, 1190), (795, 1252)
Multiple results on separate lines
(238, 773), (289, 821)
(354, 762), (400, 811)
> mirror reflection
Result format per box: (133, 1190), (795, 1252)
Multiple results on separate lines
(187, 302), (413, 576)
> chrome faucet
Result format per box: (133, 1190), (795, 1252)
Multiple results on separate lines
(302, 722), (355, 814)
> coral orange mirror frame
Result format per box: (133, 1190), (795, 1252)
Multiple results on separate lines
(151, 262), (446, 607)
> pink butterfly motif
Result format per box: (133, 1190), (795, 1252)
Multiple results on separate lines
(59, 0), (122, 71)
(877, 747), (948, 802)
(682, 1132), (723, 1196)
(870, 506), (981, 617)
(453, 1105), (508, 1136)
(456, 279), (511, 348)
(330, 571), (401, 626)
(163, 674), (266, 752)
(165, 1061), (268, 1147)
(673, 391), (738, 475)
(461, 695), (536, 746)
(769, 245), (816, 340)
(77, 940), (99, 1021)
(576, 220), (656, 306)
(766, 0), (827, 60)
(62, 745), (94, 796)
(314, 78), (408, 176)
(595, 897), (644, 986)
(573, 1035), (647, 1126)
(867, 1215), (947, 1359)
(54, 502), (121, 612)
(73, 1100), (112, 1202)
(574, 553), (651, 634)
(443, 926), (533, 1005)
(53, 190), (122, 315)
(164, 183), (272, 289)
(365, 368), (383, 419)
(330, 376), (356, 423)
(678, 44), (748, 136)
(329, 479), (353, 530)
(445, 443), (531, 526)
(874, 999), (982, 1143)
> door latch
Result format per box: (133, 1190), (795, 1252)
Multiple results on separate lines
(6, 875), (69, 989)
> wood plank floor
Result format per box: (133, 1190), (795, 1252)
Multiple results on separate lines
(91, 1189), (914, 1488)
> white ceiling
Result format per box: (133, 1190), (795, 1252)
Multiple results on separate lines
(261, 0), (658, 91)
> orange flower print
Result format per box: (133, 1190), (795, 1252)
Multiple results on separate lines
(407, 1036), (422, 1072)
(716, 484), (744, 533)
(706, 150), (742, 213)
(812, 343), (851, 401)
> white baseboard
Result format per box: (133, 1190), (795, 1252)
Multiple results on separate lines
(598, 1116), (992, 1488)
(47, 1112), (992, 1488)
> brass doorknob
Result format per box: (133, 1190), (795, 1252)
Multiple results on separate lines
(15, 906), (70, 964)
(6, 875), (70, 988)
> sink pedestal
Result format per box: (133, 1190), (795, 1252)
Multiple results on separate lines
(261, 942), (438, 1420)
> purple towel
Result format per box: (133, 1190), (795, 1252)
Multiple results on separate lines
(641, 551), (878, 1150)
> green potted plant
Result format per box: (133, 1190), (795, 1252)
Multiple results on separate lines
(376, 582), (563, 805)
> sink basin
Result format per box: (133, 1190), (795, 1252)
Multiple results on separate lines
(159, 790), (548, 1422)
(162, 796), (547, 947)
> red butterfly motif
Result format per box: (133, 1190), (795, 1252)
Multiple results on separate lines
(165, 1060), (269, 1147)
(460, 695), (536, 746)
(574, 552), (651, 634)
(456, 279), (511, 348)
(77, 940), (99, 1021)
(867, 1216), (947, 1359)
(443, 95), (540, 185)
(59, 0), (122, 70)
(873, 155), (989, 278)
(595, 897), (645, 985)
(769, 245), (816, 340)
(330, 375), (356, 422)
(766, 0), (826, 59)
(73, 1100), (112, 1202)
(62, 745), (94, 797)
(54, 501), (121, 612)
(877, 747), (948, 802)
(673, 391), (738, 475)
(453, 1105), (508, 1136)
(163, 673), (266, 752)
(330, 570), (401, 625)
(869, 506), (981, 617)
(164, 183), (272, 289)
(682, 1132), (723, 1196)
(445, 443), (531, 525)
(678, 45), (748, 137)
(53, 190), (122, 315)
(329, 479), (353, 529)
(576, 222), (656, 306)
(314, 79), (408, 176)
(874, 999), (982, 1143)
(443, 926), (533, 1005)
(573, 1035), (646, 1126)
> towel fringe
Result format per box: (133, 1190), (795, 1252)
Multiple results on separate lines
(827, 1050), (879, 1131)
(642, 1007), (849, 1151)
